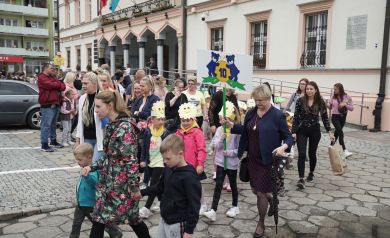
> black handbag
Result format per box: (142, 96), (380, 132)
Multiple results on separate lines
(239, 157), (250, 182)
(336, 98), (348, 116)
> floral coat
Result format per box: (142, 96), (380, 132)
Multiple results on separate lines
(91, 113), (141, 225)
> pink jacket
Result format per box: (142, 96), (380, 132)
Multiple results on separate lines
(327, 94), (354, 115)
(176, 128), (207, 168)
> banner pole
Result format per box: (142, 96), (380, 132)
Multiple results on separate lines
(223, 86), (227, 170)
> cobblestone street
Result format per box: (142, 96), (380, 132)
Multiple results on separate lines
(0, 127), (390, 237)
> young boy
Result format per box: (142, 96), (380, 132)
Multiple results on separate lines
(141, 134), (201, 238)
(176, 103), (207, 214)
(60, 90), (75, 146)
(70, 144), (122, 238)
(139, 101), (170, 218)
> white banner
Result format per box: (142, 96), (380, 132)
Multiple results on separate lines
(197, 49), (253, 92)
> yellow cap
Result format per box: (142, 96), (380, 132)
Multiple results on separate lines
(178, 103), (197, 119)
(219, 101), (236, 120)
(151, 101), (165, 118)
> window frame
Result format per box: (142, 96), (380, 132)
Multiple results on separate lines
(207, 19), (226, 52)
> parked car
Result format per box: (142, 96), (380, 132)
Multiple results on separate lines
(0, 80), (41, 129)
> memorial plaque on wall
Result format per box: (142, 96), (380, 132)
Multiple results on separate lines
(346, 15), (368, 49)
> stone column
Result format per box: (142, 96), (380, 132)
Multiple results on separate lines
(139, 42), (145, 69)
(123, 44), (129, 67)
(177, 35), (183, 75)
(110, 46), (116, 75)
(157, 39), (164, 75)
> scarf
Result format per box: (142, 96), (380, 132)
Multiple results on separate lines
(180, 120), (199, 134)
(150, 125), (164, 139)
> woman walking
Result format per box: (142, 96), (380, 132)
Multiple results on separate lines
(184, 76), (208, 127)
(292, 81), (334, 189)
(285, 78), (309, 113)
(234, 85), (293, 237)
(83, 90), (150, 238)
(165, 79), (188, 132)
(327, 83), (354, 157)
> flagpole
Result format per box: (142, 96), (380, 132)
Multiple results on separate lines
(223, 85), (227, 170)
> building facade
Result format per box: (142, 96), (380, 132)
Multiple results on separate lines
(60, 0), (184, 76)
(0, 0), (56, 75)
(186, 0), (390, 131)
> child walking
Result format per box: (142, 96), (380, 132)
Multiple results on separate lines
(176, 103), (208, 215)
(69, 144), (122, 238)
(139, 101), (170, 218)
(203, 101), (240, 221)
(141, 134), (201, 238)
(60, 90), (75, 146)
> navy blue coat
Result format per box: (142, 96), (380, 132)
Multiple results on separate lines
(131, 94), (160, 121)
(233, 106), (293, 166)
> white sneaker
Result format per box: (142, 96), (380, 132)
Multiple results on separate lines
(151, 202), (160, 212)
(62, 142), (70, 147)
(139, 207), (152, 218)
(344, 150), (353, 158)
(199, 204), (208, 216)
(68, 141), (75, 145)
(203, 209), (216, 221)
(212, 172), (216, 180)
(226, 207), (240, 218)
(139, 182), (147, 190)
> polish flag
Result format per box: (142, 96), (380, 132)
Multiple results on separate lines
(99, 0), (108, 15)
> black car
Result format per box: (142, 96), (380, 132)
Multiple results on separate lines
(0, 80), (41, 129)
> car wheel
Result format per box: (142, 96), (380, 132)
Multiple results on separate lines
(27, 109), (41, 129)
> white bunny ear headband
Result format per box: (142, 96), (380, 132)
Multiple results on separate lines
(218, 101), (236, 120)
(178, 103), (197, 119)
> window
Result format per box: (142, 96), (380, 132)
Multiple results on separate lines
(54, 1), (58, 18)
(302, 11), (327, 68)
(25, 60), (45, 75)
(85, 0), (91, 22)
(26, 41), (45, 50)
(0, 0), (12, 4)
(1, 19), (17, 26)
(0, 39), (18, 48)
(0, 82), (36, 95)
(66, 4), (70, 27)
(26, 20), (44, 28)
(76, 0), (81, 24)
(87, 47), (92, 67)
(251, 21), (267, 68)
(66, 49), (71, 67)
(76, 48), (81, 67)
(211, 27), (223, 51)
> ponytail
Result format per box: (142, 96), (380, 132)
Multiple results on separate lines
(96, 90), (129, 116)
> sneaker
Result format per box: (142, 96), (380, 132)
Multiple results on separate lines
(41, 144), (54, 152)
(68, 141), (75, 145)
(226, 207), (239, 218)
(344, 150), (353, 158)
(151, 202), (160, 212)
(139, 182), (147, 190)
(199, 204), (208, 216)
(139, 207), (152, 218)
(306, 173), (315, 183)
(226, 184), (232, 192)
(49, 141), (64, 148)
(62, 142), (70, 147)
(212, 172), (216, 181)
(297, 179), (305, 189)
(203, 209), (216, 221)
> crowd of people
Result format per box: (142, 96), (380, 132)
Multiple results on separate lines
(36, 63), (354, 238)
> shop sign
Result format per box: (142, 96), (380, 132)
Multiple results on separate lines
(0, 56), (24, 63)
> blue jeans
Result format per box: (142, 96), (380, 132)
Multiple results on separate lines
(40, 106), (59, 145)
(84, 139), (103, 163)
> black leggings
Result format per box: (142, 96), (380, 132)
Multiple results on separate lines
(211, 165), (238, 211)
(297, 125), (321, 178)
(196, 116), (204, 128)
(331, 114), (346, 150)
(144, 167), (163, 209)
(90, 221), (150, 238)
(71, 115), (78, 134)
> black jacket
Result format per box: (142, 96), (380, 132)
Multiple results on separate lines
(141, 165), (201, 234)
(208, 90), (239, 127)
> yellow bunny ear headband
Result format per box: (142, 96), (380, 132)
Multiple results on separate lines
(178, 103), (197, 119)
(238, 100), (248, 111)
(151, 101), (165, 118)
(219, 101), (236, 121)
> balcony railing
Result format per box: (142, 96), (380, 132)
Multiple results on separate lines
(0, 25), (48, 36)
(101, 0), (174, 26)
(0, 47), (49, 57)
(0, 2), (48, 17)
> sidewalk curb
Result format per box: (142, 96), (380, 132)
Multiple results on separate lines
(0, 203), (76, 222)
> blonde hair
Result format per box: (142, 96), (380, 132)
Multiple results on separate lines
(95, 90), (129, 116)
(73, 143), (93, 157)
(96, 68), (113, 91)
(135, 69), (146, 81)
(82, 72), (99, 127)
(251, 85), (272, 100)
(141, 75), (155, 94)
(63, 72), (76, 84)
(187, 76), (197, 84)
(160, 134), (184, 154)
